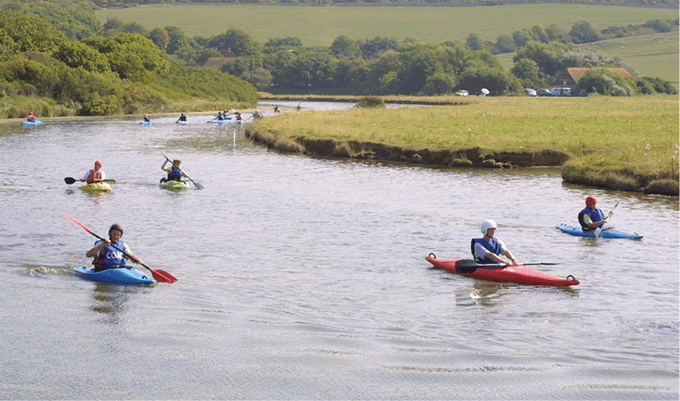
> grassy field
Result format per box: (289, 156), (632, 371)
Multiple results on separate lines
(248, 95), (679, 194)
(497, 31), (679, 87)
(96, 4), (677, 46)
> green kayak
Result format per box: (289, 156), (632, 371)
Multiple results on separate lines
(159, 180), (190, 190)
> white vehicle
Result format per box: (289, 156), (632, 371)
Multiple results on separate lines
(551, 87), (572, 96)
(454, 90), (469, 97)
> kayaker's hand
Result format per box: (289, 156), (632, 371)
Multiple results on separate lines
(100, 239), (111, 247)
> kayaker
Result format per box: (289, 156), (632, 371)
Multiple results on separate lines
(26, 112), (36, 122)
(143, 114), (151, 122)
(578, 196), (609, 232)
(216, 110), (225, 120)
(235, 112), (242, 121)
(86, 224), (143, 271)
(471, 220), (520, 266)
(252, 110), (263, 119)
(82, 160), (105, 184)
(160, 158), (185, 182)
(273, 105), (280, 113)
(177, 112), (187, 123)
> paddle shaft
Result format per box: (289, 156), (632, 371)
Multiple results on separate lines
(162, 153), (203, 189)
(596, 200), (620, 238)
(64, 177), (116, 185)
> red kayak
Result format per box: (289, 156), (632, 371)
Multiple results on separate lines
(425, 256), (579, 287)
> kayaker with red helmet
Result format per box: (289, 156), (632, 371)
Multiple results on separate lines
(578, 196), (608, 232)
(143, 114), (151, 122)
(82, 160), (105, 184)
(160, 158), (186, 182)
(26, 112), (36, 122)
(471, 220), (520, 266)
(86, 224), (143, 271)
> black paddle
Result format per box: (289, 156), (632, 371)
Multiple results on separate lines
(454, 259), (558, 274)
(65, 215), (177, 283)
(161, 153), (203, 189)
(65, 177), (116, 185)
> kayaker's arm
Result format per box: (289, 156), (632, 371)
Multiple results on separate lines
(502, 249), (520, 266)
(582, 214), (608, 229)
(86, 239), (109, 258)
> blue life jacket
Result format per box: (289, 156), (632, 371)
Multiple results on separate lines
(578, 207), (605, 231)
(168, 167), (182, 181)
(470, 237), (503, 264)
(92, 239), (127, 270)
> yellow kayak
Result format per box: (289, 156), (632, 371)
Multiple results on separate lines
(79, 182), (112, 192)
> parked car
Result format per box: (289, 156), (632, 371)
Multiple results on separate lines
(551, 87), (571, 96)
(524, 88), (537, 97)
(454, 90), (469, 96)
(536, 88), (552, 96)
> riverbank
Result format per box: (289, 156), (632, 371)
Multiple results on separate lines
(246, 95), (679, 196)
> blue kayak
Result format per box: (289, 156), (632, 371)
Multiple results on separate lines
(556, 224), (642, 239)
(74, 266), (155, 285)
(210, 118), (231, 124)
(139, 121), (152, 125)
(22, 120), (42, 126)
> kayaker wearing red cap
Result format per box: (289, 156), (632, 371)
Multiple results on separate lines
(82, 160), (105, 184)
(471, 220), (520, 266)
(26, 112), (36, 122)
(86, 224), (143, 271)
(160, 158), (186, 182)
(143, 114), (151, 122)
(578, 196), (608, 232)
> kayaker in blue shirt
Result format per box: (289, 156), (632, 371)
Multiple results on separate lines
(471, 220), (520, 266)
(86, 224), (143, 271)
(578, 196), (608, 232)
(160, 158), (186, 182)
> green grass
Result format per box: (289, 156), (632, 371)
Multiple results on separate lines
(96, 4), (677, 46)
(250, 95), (678, 181)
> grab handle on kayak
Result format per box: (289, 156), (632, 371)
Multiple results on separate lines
(428, 253), (437, 258)
(567, 275), (577, 281)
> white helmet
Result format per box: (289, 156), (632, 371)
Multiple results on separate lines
(481, 219), (497, 235)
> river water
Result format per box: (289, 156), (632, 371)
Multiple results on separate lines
(1, 104), (678, 400)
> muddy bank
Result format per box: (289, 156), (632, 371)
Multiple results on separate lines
(245, 127), (678, 196)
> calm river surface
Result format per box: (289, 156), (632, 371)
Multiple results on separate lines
(1, 104), (678, 400)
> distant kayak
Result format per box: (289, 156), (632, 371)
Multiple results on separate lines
(79, 182), (112, 192)
(74, 266), (155, 285)
(177, 121), (187, 125)
(210, 118), (231, 124)
(425, 256), (579, 287)
(139, 121), (152, 125)
(22, 120), (42, 126)
(556, 223), (642, 239)
(159, 180), (190, 190)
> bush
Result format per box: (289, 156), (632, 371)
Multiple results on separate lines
(356, 96), (385, 108)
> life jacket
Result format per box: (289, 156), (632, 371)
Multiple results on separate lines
(27, 116), (36, 121)
(167, 167), (182, 181)
(578, 207), (605, 231)
(470, 237), (503, 265)
(179, 115), (187, 121)
(217, 112), (224, 120)
(92, 239), (127, 271)
(86, 169), (102, 183)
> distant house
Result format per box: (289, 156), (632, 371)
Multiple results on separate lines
(203, 48), (237, 68)
(553, 67), (632, 92)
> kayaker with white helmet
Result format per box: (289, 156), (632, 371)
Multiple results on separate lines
(160, 158), (186, 182)
(177, 112), (187, 123)
(143, 114), (151, 122)
(471, 220), (520, 266)
(578, 196), (608, 232)
(86, 224), (143, 271)
(82, 160), (105, 184)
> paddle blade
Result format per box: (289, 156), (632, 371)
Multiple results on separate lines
(149, 269), (178, 283)
(192, 181), (204, 190)
(102, 179), (116, 184)
(64, 177), (76, 184)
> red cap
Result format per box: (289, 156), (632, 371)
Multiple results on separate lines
(95, 160), (103, 167)
(586, 196), (597, 206)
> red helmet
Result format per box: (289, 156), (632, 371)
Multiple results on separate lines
(94, 160), (103, 167)
(586, 196), (597, 206)
(173, 159), (181, 165)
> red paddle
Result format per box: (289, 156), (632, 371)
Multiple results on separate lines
(65, 215), (177, 283)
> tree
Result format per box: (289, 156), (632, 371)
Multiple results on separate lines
(646, 19), (672, 33)
(0, 11), (67, 55)
(512, 30), (533, 48)
(208, 28), (261, 57)
(465, 33), (484, 51)
(263, 37), (303, 54)
(53, 40), (110, 73)
(165, 26), (190, 55)
(286, 51), (338, 87)
(419, 72), (456, 96)
(546, 24), (570, 43)
(360, 35), (399, 59)
(330, 35), (361, 58)
(395, 47), (442, 94)
(570, 21), (604, 44)
(510, 58), (543, 87)
(148, 27), (170, 51)
(529, 24), (550, 43)
(494, 34), (516, 54)
(578, 68), (633, 96)
(513, 41), (574, 78)
(458, 67), (522, 95)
